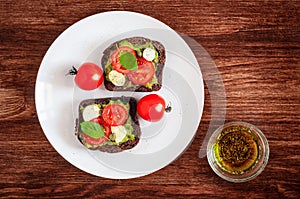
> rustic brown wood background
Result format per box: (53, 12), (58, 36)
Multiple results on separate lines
(0, 0), (299, 198)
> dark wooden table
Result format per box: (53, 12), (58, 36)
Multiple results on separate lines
(1, 0), (299, 198)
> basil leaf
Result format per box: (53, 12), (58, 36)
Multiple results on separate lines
(119, 52), (138, 70)
(80, 121), (104, 138)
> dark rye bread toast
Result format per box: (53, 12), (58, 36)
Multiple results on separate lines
(75, 96), (141, 153)
(101, 37), (166, 92)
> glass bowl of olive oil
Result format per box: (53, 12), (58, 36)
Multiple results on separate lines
(207, 121), (269, 182)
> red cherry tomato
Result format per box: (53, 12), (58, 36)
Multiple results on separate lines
(82, 117), (111, 146)
(127, 57), (155, 85)
(137, 94), (166, 122)
(70, 63), (104, 90)
(102, 104), (128, 126)
(111, 46), (136, 74)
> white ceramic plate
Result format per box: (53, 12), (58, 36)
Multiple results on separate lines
(35, 11), (204, 179)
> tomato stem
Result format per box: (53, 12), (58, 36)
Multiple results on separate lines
(66, 66), (78, 76)
(165, 102), (172, 113)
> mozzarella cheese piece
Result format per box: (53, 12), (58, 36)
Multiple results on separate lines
(82, 104), (100, 121)
(111, 126), (127, 143)
(143, 48), (156, 61)
(108, 70), (126, 86)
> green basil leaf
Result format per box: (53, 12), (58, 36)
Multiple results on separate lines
(119, 52), (138, 70)
(80, 121), (104, 138)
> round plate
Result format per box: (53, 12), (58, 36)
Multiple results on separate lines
(35, 11), (204, 179)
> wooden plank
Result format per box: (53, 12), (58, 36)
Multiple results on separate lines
(0, 0), (299, 198)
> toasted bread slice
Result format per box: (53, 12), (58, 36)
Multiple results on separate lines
(101, 37), (166, 92)
(75, 96), (141, 153)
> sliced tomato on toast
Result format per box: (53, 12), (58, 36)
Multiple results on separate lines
(102, 104), (128, 126)
(127, 57), (155, 85)
(82, 117), (112, 146)
(111, 46), (136, 74)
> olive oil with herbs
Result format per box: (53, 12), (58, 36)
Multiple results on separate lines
(214, 126), (259, 174)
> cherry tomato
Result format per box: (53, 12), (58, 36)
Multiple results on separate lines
(102, 104), (128, 126)
(69, 63), (104, 90)
(137, 94), (166, 122)
(127, 57), (155, 85)
(82, 117), (111, 146)
(111, 46), (136, 74)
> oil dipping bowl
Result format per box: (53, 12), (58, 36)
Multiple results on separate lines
(207, 121), (269, 182)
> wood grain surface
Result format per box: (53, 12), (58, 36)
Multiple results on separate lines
(0, 0), (299, 198)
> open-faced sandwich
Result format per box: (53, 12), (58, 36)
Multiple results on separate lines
(75, 96), (141, 153)
(101, 37), (166, 92)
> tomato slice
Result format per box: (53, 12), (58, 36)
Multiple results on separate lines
(111, 46), (136, 74)
(102, 104), (128, 126)
(127, 57), (155, 85)
(90, 117), (111, 138)
(82, 133), (107, 146)
(82, 117), (111, 146)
